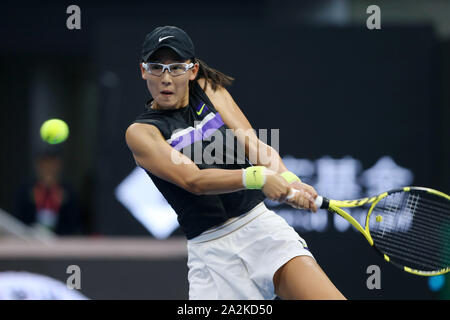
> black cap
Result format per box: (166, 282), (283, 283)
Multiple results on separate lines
(141, 26), (195, 62)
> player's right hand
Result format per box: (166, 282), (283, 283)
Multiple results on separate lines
(262, 170), (317, 212)
(285, 188), (317, 212)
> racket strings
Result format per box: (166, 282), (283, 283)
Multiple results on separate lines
(371, 218), (449, 260)
(405, 209), (450, 239)
(376, 241), (449, 270)
(382, 192), (450, 238)
(383, 196), (450, 242)
(376, 204), (450, 240)
(372, 227), (449, 263)
(375, 194), (450, 236)
(418, 197), (450, 218)
(372, 217), (450, 251)
(406, 203), (450, 226)
(372, 232), (449, 270)
(413, 198), (450, 220)
(370, 190), (450, 272)
(375, 239), (447, 270)
(374, 239), (446, 270)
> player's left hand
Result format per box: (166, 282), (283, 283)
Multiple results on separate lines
(291, 181), (317, 199)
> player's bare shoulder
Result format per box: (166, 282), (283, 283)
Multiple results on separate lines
(196, 78), (230, 111)
(196, 77), (210, 93)
(125, 122), (163, 154)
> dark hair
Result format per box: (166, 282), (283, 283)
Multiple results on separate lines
(190, 58), (234, 93)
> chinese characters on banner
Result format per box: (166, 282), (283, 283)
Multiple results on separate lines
(272, 156), (414, 232)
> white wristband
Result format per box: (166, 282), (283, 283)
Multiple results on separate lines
(242, 169), (247, 188)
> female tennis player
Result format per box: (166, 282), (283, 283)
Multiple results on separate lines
(126, 26), (345, 300)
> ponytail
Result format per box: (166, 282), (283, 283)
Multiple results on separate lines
(190, 58), (234, 93)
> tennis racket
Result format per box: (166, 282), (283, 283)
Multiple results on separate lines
(313, 186), (450, 276)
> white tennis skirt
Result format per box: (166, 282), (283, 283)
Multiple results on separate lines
(187, 202), (314, 300)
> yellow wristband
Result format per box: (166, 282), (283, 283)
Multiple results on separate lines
(280, 171), (301, 184)
(243, 166), (266, 189)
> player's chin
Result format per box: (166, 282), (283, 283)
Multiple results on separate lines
(155, 95), (176, 107)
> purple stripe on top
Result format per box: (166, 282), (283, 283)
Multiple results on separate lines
(170, 112), (225, 151)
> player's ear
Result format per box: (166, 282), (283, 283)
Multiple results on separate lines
(189, 62), (199, 81)
(140, 62), (147, 79)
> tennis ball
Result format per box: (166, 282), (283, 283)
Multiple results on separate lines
(40, 119), (69, 144)
(376, 215), (383, 223)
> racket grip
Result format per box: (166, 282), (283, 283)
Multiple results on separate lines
(286, 188), (298, 200)
(314, 196), (323, 209)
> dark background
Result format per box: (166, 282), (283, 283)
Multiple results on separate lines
(0, 0), (449, 299)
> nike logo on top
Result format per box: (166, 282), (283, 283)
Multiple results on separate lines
(159, 36), (174, 42)
(196, 104), (206, 116)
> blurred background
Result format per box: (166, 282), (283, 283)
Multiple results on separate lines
(0, 0), (449, 299)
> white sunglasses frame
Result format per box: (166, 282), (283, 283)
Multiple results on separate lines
(142, 62), (194, 76)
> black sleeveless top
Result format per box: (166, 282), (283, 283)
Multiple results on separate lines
(133, 81), (265, 239)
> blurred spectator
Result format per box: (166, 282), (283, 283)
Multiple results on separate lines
(14, 149), (82, 235)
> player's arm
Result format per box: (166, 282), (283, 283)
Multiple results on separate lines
(199, 79), (317, 210)
(125, 123), (290, 201)
(126, 123), (242, 195)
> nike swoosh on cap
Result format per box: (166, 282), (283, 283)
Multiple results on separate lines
(159, 36), (174, 42)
